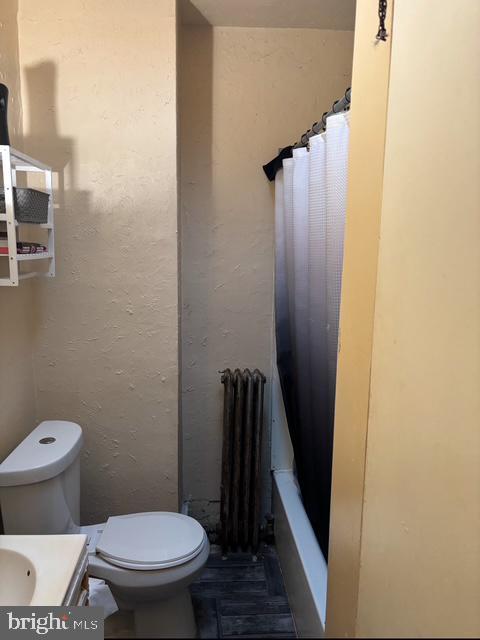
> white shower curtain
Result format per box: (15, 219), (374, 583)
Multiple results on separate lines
(275, 112), (350, 557)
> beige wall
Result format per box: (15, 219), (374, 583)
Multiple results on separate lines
(356, 1), (480, 636)
(180, 26), (354, 526)
(328, 0), (480, 637)
(326, 0), (393, 634)
(0, 0), (37, 463)
(16, 0), (179, 524)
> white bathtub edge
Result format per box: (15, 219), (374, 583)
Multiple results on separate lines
(273, 469), (327, 637)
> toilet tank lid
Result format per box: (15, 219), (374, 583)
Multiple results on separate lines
(0, 421), (83, 487)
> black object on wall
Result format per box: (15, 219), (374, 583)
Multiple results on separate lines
(220, 368), (266, 555)
(0, 84), (10, 146)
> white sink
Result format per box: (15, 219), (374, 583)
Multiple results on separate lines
(0, 548), (36, 605)
(0, 535), (87, 606)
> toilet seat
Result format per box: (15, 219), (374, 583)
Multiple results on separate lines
(96, 512), (207, 571)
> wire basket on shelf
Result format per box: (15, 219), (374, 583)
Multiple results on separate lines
(0, 186), (50, 224)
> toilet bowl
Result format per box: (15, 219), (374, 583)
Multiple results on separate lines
(0, 421), (209, 638)
(82, 512), (209, 638)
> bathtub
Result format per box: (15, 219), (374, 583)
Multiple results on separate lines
(271, 366), (328, 637)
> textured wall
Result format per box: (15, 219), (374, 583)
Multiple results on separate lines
(0, 0), (37, 463)
(181, 0), (356, 30)
(326, 0), (393, 633)
(356, 1), (480, 636)
(329, 1), (480, 636)
(180, 26), (354, 527)
(17, 0), (179, 524)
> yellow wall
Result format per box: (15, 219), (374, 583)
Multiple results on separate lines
(16, 0), (180, 523)
(180, 25), (354, 526)
(326, 0), (393, 634)
(329, 1), (480, 636)
(356, 1), (480, 636)
(0, 0), (37, 462)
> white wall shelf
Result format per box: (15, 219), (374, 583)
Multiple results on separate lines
(0, 145), (55, 286)
(16, 252), (54, 262)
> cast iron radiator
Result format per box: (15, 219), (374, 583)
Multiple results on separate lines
(220, 368), (266, 554)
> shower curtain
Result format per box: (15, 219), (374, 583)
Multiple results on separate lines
(275, 112), (350, 558)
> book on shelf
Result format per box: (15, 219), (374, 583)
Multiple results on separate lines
(0, 238), (48, 255)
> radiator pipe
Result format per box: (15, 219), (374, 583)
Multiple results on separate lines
(251, 369), (266, 555)
(220, 369), (234, 554)
(231, 368), (245, 550)
(241, 369), (254, 550)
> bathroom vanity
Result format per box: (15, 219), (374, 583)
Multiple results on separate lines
(0, 534), (88, 606)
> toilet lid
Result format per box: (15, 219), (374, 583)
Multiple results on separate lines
(96, 512), (206, 570)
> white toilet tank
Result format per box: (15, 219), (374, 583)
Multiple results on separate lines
(0, 421), (83, 535)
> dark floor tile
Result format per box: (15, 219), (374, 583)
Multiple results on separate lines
(192, 545), (296, 639)
(219, 597), (291, 617)
(191, 580), (269, 598)
(219, 634), (296, 639)
(198, 564), (265, 583)
(206, 552), (262, 566)
(192, 596), (220, 639)
(220, 613), (296, 637)
(263, 550), (288, 598)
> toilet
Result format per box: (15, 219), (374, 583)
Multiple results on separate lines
(0, 421), (209, 638)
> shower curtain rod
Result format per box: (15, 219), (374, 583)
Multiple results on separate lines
(294, 87), (351, 148)
(262, 87), (351, 181)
